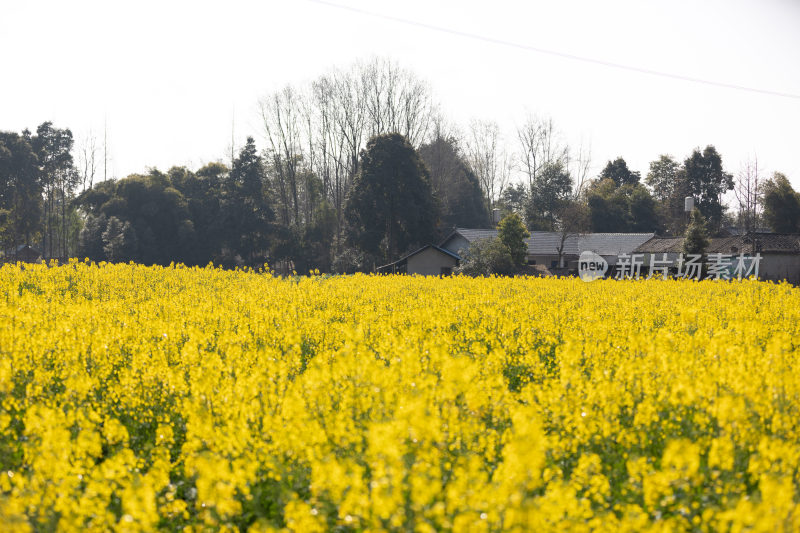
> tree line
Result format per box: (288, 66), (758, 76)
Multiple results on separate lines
(2, 58), (798, 271)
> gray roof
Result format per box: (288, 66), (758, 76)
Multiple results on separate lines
(378, 244), (461, 270)
(527, 231), (576, 255)
(448, 228), (499, 242)
(634, 237), (684, 253)
(636, 233), (800, 255)
(444, 228), (569, 255)
(443, 228), (655, 257)
(576, 233), (655, 256)
(713, 234), (800, 254)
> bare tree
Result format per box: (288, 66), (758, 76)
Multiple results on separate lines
(734, 156), (763, 235)
(333, 66), (366, 193)
(359, 58), (434, 146)
(516, 115), (568, 191)
(254, 59), (449, 261)
(555, 200), (589, 268)
(465, 119), (511, 213)
(76, 130), (98, 192)
(310, 75), (338, 208)
(307, 69), (364, 249)
(552, 138), (592, 267)
(428, 112), (462, 146)
(254, 60), (442, 251)
(567, 138), (592, 199)
(420, 115), (462, 204)
(103, 118), (111, 182)
(260, 85), (304, 227)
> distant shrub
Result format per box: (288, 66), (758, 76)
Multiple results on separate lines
(456, 237), (516, 276)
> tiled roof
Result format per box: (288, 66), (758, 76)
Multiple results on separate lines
(451, 228), (499, 242)
(634, 237), (685, 253)
(447, 229), (571, 255)
(526, 231), (576, 255)
(378, 244), (462, 269)
(446, 228), (655, 257)
(576, 233), (655, 256)
(634, 233), (800, 254)
(712, 234), (800, 254)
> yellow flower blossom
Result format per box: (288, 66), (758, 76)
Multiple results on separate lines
(1, 263), (799, 530)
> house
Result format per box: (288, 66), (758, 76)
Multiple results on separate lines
(572, 233), (656, 272)
(526, 231), (578, 269)
(2, 244), (42, 263)
(634, 233), (800, 284)
(377, 244), (460, 276)
(440, 228), (573, 267)
(440, 228), (654, 271)
(439, 228), (499, 259)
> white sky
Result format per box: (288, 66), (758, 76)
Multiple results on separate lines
(2, 0), (799, 191)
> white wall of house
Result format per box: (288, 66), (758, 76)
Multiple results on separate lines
(407, 248), (458, 276)
(630, 252), (799, 283)
(759, 254), (800, 284)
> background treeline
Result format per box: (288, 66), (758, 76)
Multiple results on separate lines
(2, 58), (798, 271)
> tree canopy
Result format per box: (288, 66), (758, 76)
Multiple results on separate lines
(345, 133), (439, 262)
(681, 146), (734, 235)
(587, 178), (658, 233)
(2, 64), (795, 273)
(762, 173), (800, 233)
(683, 208), (709, 256)
(417, 135), (489, 230)
(600, 157), (640, 187)
(525, 160), (573, 231)
(497, 212), (529, 267)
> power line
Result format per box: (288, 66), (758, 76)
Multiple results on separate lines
(307, 0), (800, 101)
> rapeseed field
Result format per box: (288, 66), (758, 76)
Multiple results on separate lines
(1, 262), (798, 532)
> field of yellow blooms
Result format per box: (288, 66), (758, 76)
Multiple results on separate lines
(1, 262), (799, 532)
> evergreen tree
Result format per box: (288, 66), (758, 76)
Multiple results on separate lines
(455, 237), (515, 276)
(627, 185), (659, 232)
(587, 179), (629, 232)
(346, 133), (439, 263)
(587, 179), (659, 233)
(599, 157), (640, 187)
(683, 208), (709, 256)
(646, 154), (687, 235)
(75, 170), (196, 265)
(0, 131), (42, 247)
(223, 137), (274, 265)
(525, 161), (572, 231)
(762, 172), (800, 233)
(102, 216), (137, 262)
(497, 212), (529, 267)
(681, 146), (734, 235)
(417, 135), (489, 229)
(31, 122), (79, 258)
(78, 213), (107, 261)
